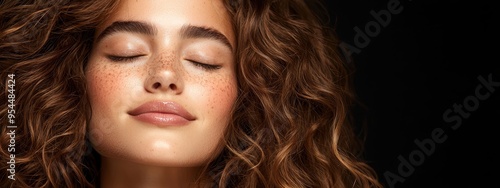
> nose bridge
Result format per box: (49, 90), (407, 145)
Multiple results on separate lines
(149, 51), (178, 74)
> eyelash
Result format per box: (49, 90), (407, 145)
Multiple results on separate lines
(188, 60), (222, 71)
(106, 55), (143, 62)
(106, 55), (221, 71)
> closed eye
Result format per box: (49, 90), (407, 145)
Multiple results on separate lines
(188, 60), (221, 71)
(106, 55), (144, 62)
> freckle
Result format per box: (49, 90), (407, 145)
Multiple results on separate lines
(154, 52), (176, 65)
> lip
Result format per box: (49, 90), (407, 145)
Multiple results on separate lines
(128, 101), (196, 126)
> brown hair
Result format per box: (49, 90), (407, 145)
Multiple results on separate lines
(0, 0), (119, 187)
(1, 0), (382, 187)
(199, 0), (383, 187)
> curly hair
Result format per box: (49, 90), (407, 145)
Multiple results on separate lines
(0, 0), (119, 187)
(204, 0), (382, 187)
(1, 0), (382, 187)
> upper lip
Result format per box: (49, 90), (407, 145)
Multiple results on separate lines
(128, 101), (196, 120)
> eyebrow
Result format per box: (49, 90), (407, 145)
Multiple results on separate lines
(180, 24), (233, 51)
(95, 21), (233, 51)
(95, 21), (157, 42)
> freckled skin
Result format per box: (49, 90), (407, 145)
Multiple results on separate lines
(84, 0), (237, 187)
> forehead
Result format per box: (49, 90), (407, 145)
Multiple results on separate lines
(96, 0), (234, 44)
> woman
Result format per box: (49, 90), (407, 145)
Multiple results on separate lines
(0, 0), (383, 187)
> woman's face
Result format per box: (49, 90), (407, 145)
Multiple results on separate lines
(85, 0), (236, 167)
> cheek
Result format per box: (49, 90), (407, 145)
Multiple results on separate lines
(190, 75), (237, 155)
(85, 62), (132, 136)
(85, 62), (134, 146)
(86, 63), (131, 109)
(87, 69), (111, 104)
(205, 75), (238, 119)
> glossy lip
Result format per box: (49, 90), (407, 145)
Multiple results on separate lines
(128, 101), (196, 126)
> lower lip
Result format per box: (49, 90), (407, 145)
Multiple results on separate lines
(131, 113), (191, 127)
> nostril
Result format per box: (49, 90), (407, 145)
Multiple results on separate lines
(169, 84), (177, 90)
(153, 82), (161, 89)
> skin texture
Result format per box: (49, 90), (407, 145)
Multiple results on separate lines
(85, 0), (237, 187)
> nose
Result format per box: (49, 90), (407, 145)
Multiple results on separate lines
(144, 53), (183, 94)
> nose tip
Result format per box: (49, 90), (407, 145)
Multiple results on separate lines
(145, 69), (182, 93)
(145, 53), (183, 94)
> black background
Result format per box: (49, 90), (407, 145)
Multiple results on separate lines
(324, 0), (498, 188)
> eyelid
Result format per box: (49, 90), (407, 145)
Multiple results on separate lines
(187, 59), (221, 71)
(106, 54), (145, 62)
(97, 33), (150, 59)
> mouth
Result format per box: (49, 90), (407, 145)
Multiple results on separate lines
(128, 101), (196, 126)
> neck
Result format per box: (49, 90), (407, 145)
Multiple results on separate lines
(99, 157), (206, 188)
